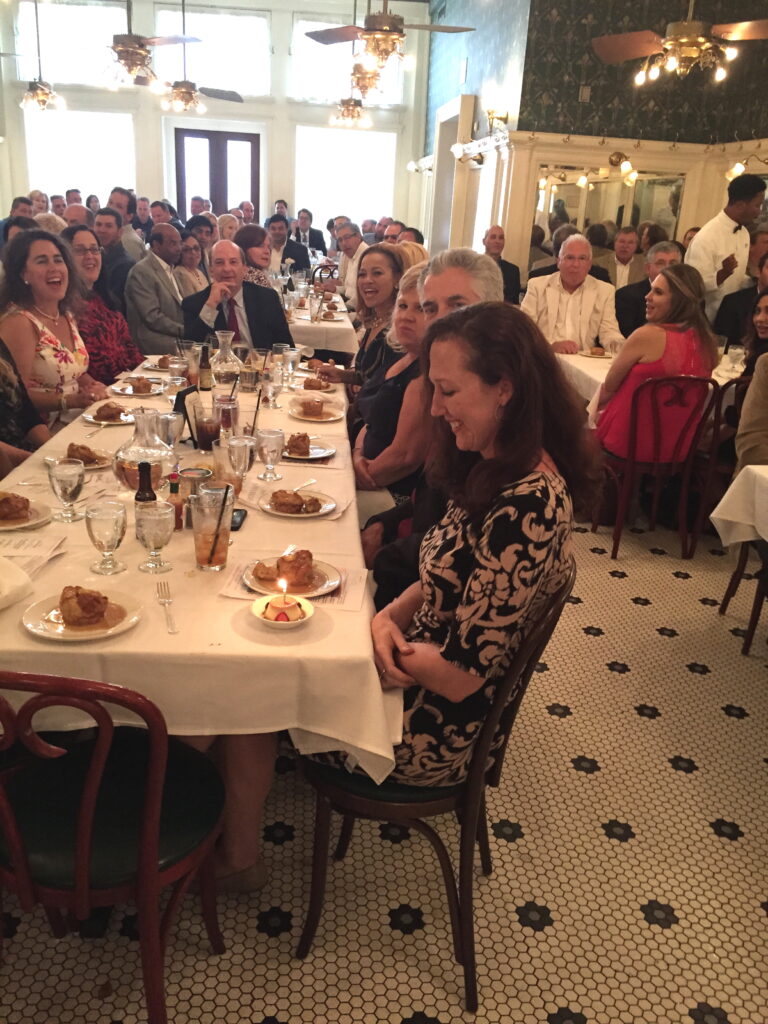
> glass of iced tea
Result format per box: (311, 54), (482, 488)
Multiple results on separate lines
(189, 485), (234, 571)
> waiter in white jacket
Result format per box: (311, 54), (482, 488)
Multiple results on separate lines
(685, 173), (766, 323)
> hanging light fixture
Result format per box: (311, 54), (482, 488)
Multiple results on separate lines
(360, 10), (405, 68)
(350, 61), (380, 98)
(330, 96), (372, 129)
(20, 0), (65, 111)
(157, 0), (206, 113)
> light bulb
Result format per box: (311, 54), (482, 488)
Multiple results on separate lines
(634, 69), (646, 86)
(576, 174), (588, 189)
(538, 177), (547, 189)
(665, 55), (678, 72)
(648, 64), (660, 80)
(588, 183), (595, 191)
(551, 184), (558, 193)
(161, 98), (170, 111)
(196, 102), (206, 114)
(450, 142), (464, 159)
(725, 47), (737, 61)
(627, 170), (638, 183)
(406, 160), (417, 172)
(359, 51), (378, 72)
(620, 158), (632, 175)
(53, 94), (66, 110)
(150, 79), (168, 95)
(359, 115), (372, 129)
(715, 66), (727, 82)
(171, 98), (184, 113)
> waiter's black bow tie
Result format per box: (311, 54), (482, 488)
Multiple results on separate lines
(733, 224), (744, 233)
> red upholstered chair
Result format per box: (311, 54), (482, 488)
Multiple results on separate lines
(0, 671), (225, 1024)
(592, 375), (718, 558)
(295, 562), (576, 1013)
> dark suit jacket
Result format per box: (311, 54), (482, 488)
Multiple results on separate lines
(293, 227), (327, 256)
(181, 280), (293, 349)
(102, 243), (135, 313)
(713, 285), (756, 348)
(277, 238), (310, 271)
(528, 262), (611, 284)
(497, 258), (521, 304)
(615, 278), (650, 338)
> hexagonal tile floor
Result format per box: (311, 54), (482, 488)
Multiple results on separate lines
(1, 525), (766, 1023)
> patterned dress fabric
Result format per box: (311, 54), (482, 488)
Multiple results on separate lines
(76, 294), (142, 386)
(0, 339), (44, 449)
(244, 266), (273, 290)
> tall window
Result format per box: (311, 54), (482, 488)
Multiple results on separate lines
(16, 1), (126, 87)
(294, 125), (396, 229)
(153, 6), (270, 98)
(24, 110), (136, 200)
(290, 17), (403, 105)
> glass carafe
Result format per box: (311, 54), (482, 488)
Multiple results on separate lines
(211, 330), (244, 390)
(113, 407), (175, 493)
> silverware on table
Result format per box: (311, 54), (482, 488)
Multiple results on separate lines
(156, 581), (178, 634)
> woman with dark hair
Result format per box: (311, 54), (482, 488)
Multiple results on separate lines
(0, 338), (51, 473)
(371, 302), (595, 785)
(0, 229), (107, 428)
(234, 224), (272, 289)
(173, 231), (208, 298)
(595, 263), (718, 460)
(741, 287), (768, 377)
(640, 222), (669, 253)
(86, 194), (101, 214)
(62, 224), (141, 384)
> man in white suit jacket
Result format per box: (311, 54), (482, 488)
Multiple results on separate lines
(521, 234), (624, 354)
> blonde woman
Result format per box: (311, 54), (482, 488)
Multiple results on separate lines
(398, 240), (429, 269)
(28, 189), (49, 214)
(34, 212), (67, 234)
(217, 213), (239, 241)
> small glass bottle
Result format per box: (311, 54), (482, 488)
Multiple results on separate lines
(198, 344), (212, 392)
(134, 461), (157, 538)
(167, 472), (184, 531)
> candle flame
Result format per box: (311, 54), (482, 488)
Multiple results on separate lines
(277, 578), (288, 600)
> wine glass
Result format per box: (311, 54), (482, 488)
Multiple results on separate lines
(726, 346), (743, 374)
(136, 501), (175, 574)
(85, 501), (127, 575)
(47, 457), (85, 522)
(262, 366), (283, 409)
(156, 412), (185, 461)
(256, 428), (284, 482)
(284, 348), (302, 386)
(232, 342), (251, 365)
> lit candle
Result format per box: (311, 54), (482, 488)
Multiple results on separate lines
(277, 577), (288, 607)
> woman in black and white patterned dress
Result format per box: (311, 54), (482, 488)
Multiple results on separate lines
(372, 302), (599, 786)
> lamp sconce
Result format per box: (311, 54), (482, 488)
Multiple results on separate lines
(450, 142), (484, 165)
(608, 151), (633, 175)
(485, 108), (508, 134)
(725, 153), (768, 181)
(407, 160), (428, 174)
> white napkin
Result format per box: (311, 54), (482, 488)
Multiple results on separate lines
(0, 556), (33, 611)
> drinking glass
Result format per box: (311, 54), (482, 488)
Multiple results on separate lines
(232, 342), (251, 365)
(213, 395), (240, 439)
(136, 501), (175, 574)
(727, 346), (743, 373)
(167, 356), (189, 380)
(309, 294), (323, 322)
(194, 405), (219, 452)
(180, 342), (201, 386)
(272, 343), (289, 365)
(256, 428), (284, 482)
(212, 436), (252, 496)
(261, 366), (283, 409)
(285, 348), (302, 384)
(157, 412), (184, 453)
(239, 365), (261, 393)
(190, 485), (234, 571)
(47, 457), (85, 522)
(85, 501), (127, 575)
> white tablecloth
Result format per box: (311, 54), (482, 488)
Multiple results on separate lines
(289, 311), (358, 355)
(711, 465), (768, 548)
(0, 378), (402, 783)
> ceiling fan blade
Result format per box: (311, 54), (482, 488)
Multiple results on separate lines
(145, 35), (200, 46)
(713, 19), (768, 41)
(403, 24), (474, 33)
(306, 25), (361, 45)
(199, 86), (243, 103)
(591, 29), (663, 65)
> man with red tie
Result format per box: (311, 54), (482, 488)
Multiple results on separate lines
(181, 240), (293, 349)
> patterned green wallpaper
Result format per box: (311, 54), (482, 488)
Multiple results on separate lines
(425, 0), (768, 152)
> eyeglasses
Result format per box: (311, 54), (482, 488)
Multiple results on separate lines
(73, 246), (102, 257)
(336, 234), (356, 244)
(183, 244), (201, 252)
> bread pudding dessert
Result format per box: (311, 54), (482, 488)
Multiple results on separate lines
(302, 495), (322, 514)
(59, 585), (108, 626)
(157, 354), (171, 369)
(93, 401), (126, 422)
(252, 549), (315, 588)
(67, 442), (101, 465)
(124, 376), (153, 395)
(296, 297), (307, 309)
(0, 491), (31, 521)
(286, 432), (310, 457)
(590, 346), (604, 357)
(321, 310), (335, 321)
(326, 301), (338, 311)
(270, 490), (305, 514)
(299, 398), (325, 418)
(307, 358), (327, 370)
(303, 377), (330, 391)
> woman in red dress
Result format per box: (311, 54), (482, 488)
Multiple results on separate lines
(596, 263), (718, 461)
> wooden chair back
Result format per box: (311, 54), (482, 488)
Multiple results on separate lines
(625, 375), (718, 471)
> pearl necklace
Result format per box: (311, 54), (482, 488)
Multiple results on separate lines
(33, 304), (61, 326)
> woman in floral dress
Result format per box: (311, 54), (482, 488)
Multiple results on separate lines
(0, 230), (107, 430)
(371, 302), (598, 785)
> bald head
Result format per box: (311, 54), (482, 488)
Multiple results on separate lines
(210, 239), (246, 292)
(64, 204), (93, 227)
(150, 223), (182, 266)
(483, 225), (505, 258)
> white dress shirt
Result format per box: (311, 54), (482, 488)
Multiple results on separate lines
(338, 240), (368, 310)
(551, 275), (584, 343)
(269, 244), (286, 273)
(197, 288), (253, 346)
(685, 209), (751, 322)
(614, 257), (630, 291)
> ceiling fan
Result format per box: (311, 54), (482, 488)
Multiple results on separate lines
(111, 0), (199, 85)
(591, 0), (768, 84)
(306, 0), (474, 68)
(151, 0), (243, 112)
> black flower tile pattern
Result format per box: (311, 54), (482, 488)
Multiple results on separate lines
(657, 626), (679, 637)
(606, 660), (630, 673)
(641, 899), (680, 928)
(515, 901), (554, 932)
(388, 904), (424, 935)
(669, 756), (699, 774)
(673, 570), (692, 579)
(687, 662), (711, 674)
(722, 705), (749, 719)
(650, 547), (667, 555)
(0, 525), (765, 1024)
(608, 569), (627, 578)
(582, 626), (604, 636)
(571, 756), (600, 774)
(379, 822), (411, 843)
(589, 546), (607, 555)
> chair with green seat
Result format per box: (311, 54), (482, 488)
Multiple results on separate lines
(296, 561), (576, 1013)
(0, 670), (226, 1024)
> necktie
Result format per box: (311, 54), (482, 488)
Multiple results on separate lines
(302, 232), (308, 246)
(226, 298), (241, 341)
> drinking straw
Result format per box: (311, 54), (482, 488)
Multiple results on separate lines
(175, 338), (184, 358)
(207, 483), (232, 565)
(248, 349), (271, 435)
(228, 376), (238, 400)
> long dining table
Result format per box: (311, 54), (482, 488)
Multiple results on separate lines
(287, 308), (359, 356)
(0, 363), (402, 783)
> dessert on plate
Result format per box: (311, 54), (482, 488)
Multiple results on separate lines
(93, 401), (126, 422)
(0, 491), (31, 521)
(299, 398), (325, 418)
(157, 354), (171, 369)
(303, 377), (330, 391)
(67, 441), (102, 465)
(123, 376), (153, 394)
(286, 432), (310, 457)
(59, 585), (109, 626)
(261, 594), (305, 622)
(270, 489), (305, 514)
(252, 549), (314, 588)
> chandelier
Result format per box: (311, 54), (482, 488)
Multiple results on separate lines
(160, 80), (207, 114)
(20, 0), (65, 111)
(110, 36), (159, 85)
(360, 12), (405, 68)
(633, 21), (737, 85)
(350, 61), (381, 98)
(330, 97), (372, 129)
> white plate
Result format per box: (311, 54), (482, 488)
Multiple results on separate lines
(288, 400), (344, 423)
(290, 381), (336, 394)
(258, 490), (337, 519)
(243, 557), (341, 598)
(295, 313), (346, 323)
(82, 408), (135, 427)
(283, 440), (337, 461)
(0, 499), (51, 531)
(50, 449), (111, 471)
(142, 361), (171, 372)
(577, 351), (611, 360)
(250, 595), (314, 629)
(22, 589), (143, 642)
(111, 379), (165, 397)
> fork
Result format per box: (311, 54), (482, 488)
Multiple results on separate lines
(156, 581), (178, 634)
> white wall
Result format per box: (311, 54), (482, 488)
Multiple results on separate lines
(0, 0), (430, 225)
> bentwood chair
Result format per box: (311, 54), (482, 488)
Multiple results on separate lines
(719, 540), (768, 655)
(0, 671), (226, 1024)
(295, 562), (576, 1012)
(592, 376), (718, 558)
